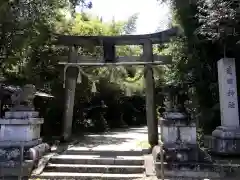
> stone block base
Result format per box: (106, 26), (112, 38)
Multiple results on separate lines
(0, 139), (42, 167)
(156, 168), (221, 179)
(0, 118), (44, 141)
(145, 153), (223, 179)
(5, 111), (39, 119)
(152, 144), (220, 178)
(160, 118), (196, 145)
(212, 126), (240, 155)
(0, 160), (34, 177)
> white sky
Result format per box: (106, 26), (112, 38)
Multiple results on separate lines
(76, 0), (171, 34)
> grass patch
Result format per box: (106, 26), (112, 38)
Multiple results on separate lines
(136, 135), (163, 149)
(136, 140), (151, 149)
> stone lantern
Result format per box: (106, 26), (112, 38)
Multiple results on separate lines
(153, 84), (220, 179)
(0, 84), (50, 178)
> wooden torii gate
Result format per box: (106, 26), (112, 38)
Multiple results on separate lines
(55, 27), (179, 147)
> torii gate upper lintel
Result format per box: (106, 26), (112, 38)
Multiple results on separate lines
(54, 27), (179, 46)
(56, 27), (180, 147)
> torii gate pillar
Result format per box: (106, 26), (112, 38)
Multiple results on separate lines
(62, 46), (78, 141)
(144, 40), (158, 147)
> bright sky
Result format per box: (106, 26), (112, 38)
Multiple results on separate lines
(76, 0), (171, 34)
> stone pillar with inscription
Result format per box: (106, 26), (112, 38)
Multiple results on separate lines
(212, 58), (240, 155)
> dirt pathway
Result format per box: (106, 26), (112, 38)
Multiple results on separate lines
(66, 126), (151, 152)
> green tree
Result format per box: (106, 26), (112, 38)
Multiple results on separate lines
(157, 0), (223, 133)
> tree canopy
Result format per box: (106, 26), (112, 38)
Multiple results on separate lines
(158, 0), (240, 133)
(0, 0), (164, 135)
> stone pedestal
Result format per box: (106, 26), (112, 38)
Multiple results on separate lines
(212, 58), (240, 155)
(0, 117), (43, 141)
(161, 112), (196, 144)
(0, 110), (47, 178)
(212, 126), (240, 154)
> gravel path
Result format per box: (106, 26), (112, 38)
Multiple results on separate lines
(66, 126), (152, 151)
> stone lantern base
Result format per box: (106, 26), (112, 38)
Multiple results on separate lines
(211, 126), (240, 155)
(0, 111), (49, 178)
(153, 111), (222, 179)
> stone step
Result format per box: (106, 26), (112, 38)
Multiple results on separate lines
(158, 170), (222, 179)
(50, 155), (144, 165)
(63, 148), (143, 156)
(45, 163), (144, 174)
(155, 161), (231, 170)
(31, 172), (144, 180)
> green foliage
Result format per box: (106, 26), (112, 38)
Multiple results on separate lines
(197, 0), (239, 41)
(159, 0), (224, 134)
(1, 0), (165, 136)
(123, 13), (139, 34)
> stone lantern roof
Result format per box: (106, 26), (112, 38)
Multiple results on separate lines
(0, 84), (54, 100)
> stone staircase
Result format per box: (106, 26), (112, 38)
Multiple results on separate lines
(32, 148), (146, 179)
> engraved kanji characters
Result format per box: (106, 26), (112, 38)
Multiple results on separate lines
(226, 65), (233, 75)
(228, 102), (235, 108)
(227, 89), (235, 97)
(226, 65), (236, 109)
(227, 78), (233, 85)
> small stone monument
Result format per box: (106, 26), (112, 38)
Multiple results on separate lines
(153, 85), (221, 179)
(0, 84), (49, 178)
(212, 58), (240, 154)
